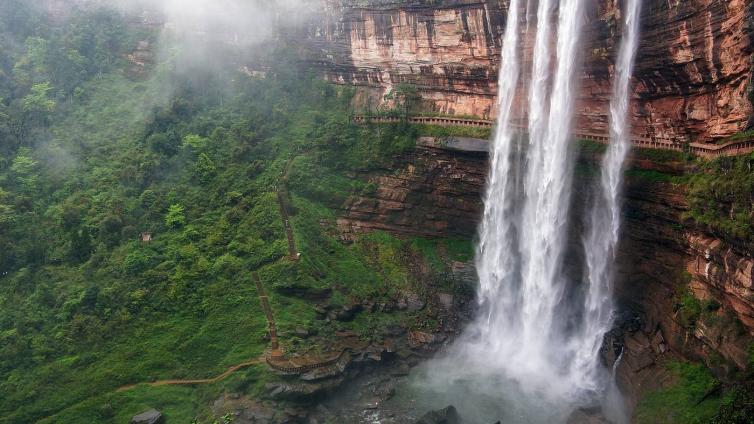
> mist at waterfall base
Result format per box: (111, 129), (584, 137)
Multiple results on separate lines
(390, 1), (643, 422)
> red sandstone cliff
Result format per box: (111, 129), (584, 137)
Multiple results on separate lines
(336, 140), (753, 411)
(305, 0), (754, 143)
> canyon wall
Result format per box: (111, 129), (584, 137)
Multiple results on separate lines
(611, 174), (754, 408)
(339, 140), (754, 409)
(305, 0), (754, 143)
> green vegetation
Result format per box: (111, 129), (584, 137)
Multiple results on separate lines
(624, 169), (681, 183)
(0, 5), (472, 422)
(710, 385), (754, 424)
(576, 138), (608, 155)
(685, 153), (754, 246)
(411, 123), (492, 139)
(676, 288), (704, 328)
(631, 146), (692, 163)
(635, 361), (725, 424)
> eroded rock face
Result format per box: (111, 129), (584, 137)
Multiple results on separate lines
(305, 0), (753, 142)
(610, 176), (753, 408)
(337, 141), (754, 409)
(686, 234), (754, 337)
(337, 142), (486, 239)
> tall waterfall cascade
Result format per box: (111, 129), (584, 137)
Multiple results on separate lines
(474, 0), (589, 399)
(426, 0), (644, 416)
(577, 0), (643, 397)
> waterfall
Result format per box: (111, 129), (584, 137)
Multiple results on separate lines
(475, 0), (522, 340)
(473, 0), (587, 396)
(572, 0), (642, 394)
(411, 1), (643, 420)
(469, 0), (591, 400)
(516, 0), (584, 387)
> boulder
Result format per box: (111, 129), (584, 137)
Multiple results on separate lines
(131, 409), (163, 424)
(404, 293), (426, 312)
(416, 405), (461, 424)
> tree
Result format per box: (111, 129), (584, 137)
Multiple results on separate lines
(69, 228), (92, 263)
(182, 133), (209, 153)
(165, 204), (186, 228)
(194, 153), (216, 183)
(21, 82), (56, 126)
(98, 215), (123, 247)
(12, 37), (48, 88)
(383, 83), (421, 118)
(10, 148), (39, 193)
(146, 132), (180, 156)
(0, 189), (15, 227)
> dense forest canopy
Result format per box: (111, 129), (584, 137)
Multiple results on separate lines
(0, 2), (440, 422)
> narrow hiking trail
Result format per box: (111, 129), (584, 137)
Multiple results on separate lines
(115, 358), (263, 392)
(115, 157), (302, 394)
(277, 155), (299, 261)
(353, 115), (754, 157)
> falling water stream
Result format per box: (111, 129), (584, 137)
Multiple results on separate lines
(577, 0), (643, 401)
(386, 1), (643, 422)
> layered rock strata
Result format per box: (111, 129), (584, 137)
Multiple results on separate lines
(306, 0), (754, 142)
(338, 139), (754, 411)
(337, 139), (487, 239)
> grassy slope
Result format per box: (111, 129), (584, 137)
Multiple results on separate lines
(635, 361), (727, 424)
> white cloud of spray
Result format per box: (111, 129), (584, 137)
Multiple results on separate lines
(115, 0), (320, 45)
(109, 0), (323, 85)
(2, 0), (322, 178)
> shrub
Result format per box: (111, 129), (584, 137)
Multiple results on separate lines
(165, 204), (186, 228)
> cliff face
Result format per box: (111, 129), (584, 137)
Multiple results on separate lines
(337, 139), (487, 240)
(610, 177), (754, 407)
(339, 141), (754, 409)
(306, 0), (754, 142)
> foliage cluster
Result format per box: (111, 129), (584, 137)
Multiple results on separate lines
(685, 154), (754, 246)
(635, 361), (724, 424)
(0, 5), (471, 422)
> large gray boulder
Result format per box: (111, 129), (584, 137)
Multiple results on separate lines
(131, 408), (163, 424)
(416, 405), (461, 424)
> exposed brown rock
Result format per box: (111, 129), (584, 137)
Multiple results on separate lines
(337, 140), (754, 409)
(337, 142), (486, 239)
(306, 0), (753, 142)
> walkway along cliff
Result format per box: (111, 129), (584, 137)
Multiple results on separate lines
(353, 115), (754, 157)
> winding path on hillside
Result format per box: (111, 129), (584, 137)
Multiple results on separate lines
(116, 155), (306, 393)
(115, 358), (263, 392)
(277, 156), (300, 261)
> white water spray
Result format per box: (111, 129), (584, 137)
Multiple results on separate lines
(573, 0), (642, 395)
(473, 0), (588, 397)
(476, 0), (522, 338)
(412, 1), (643, 421)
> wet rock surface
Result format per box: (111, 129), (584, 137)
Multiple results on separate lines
(415, 405), (461, 424)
